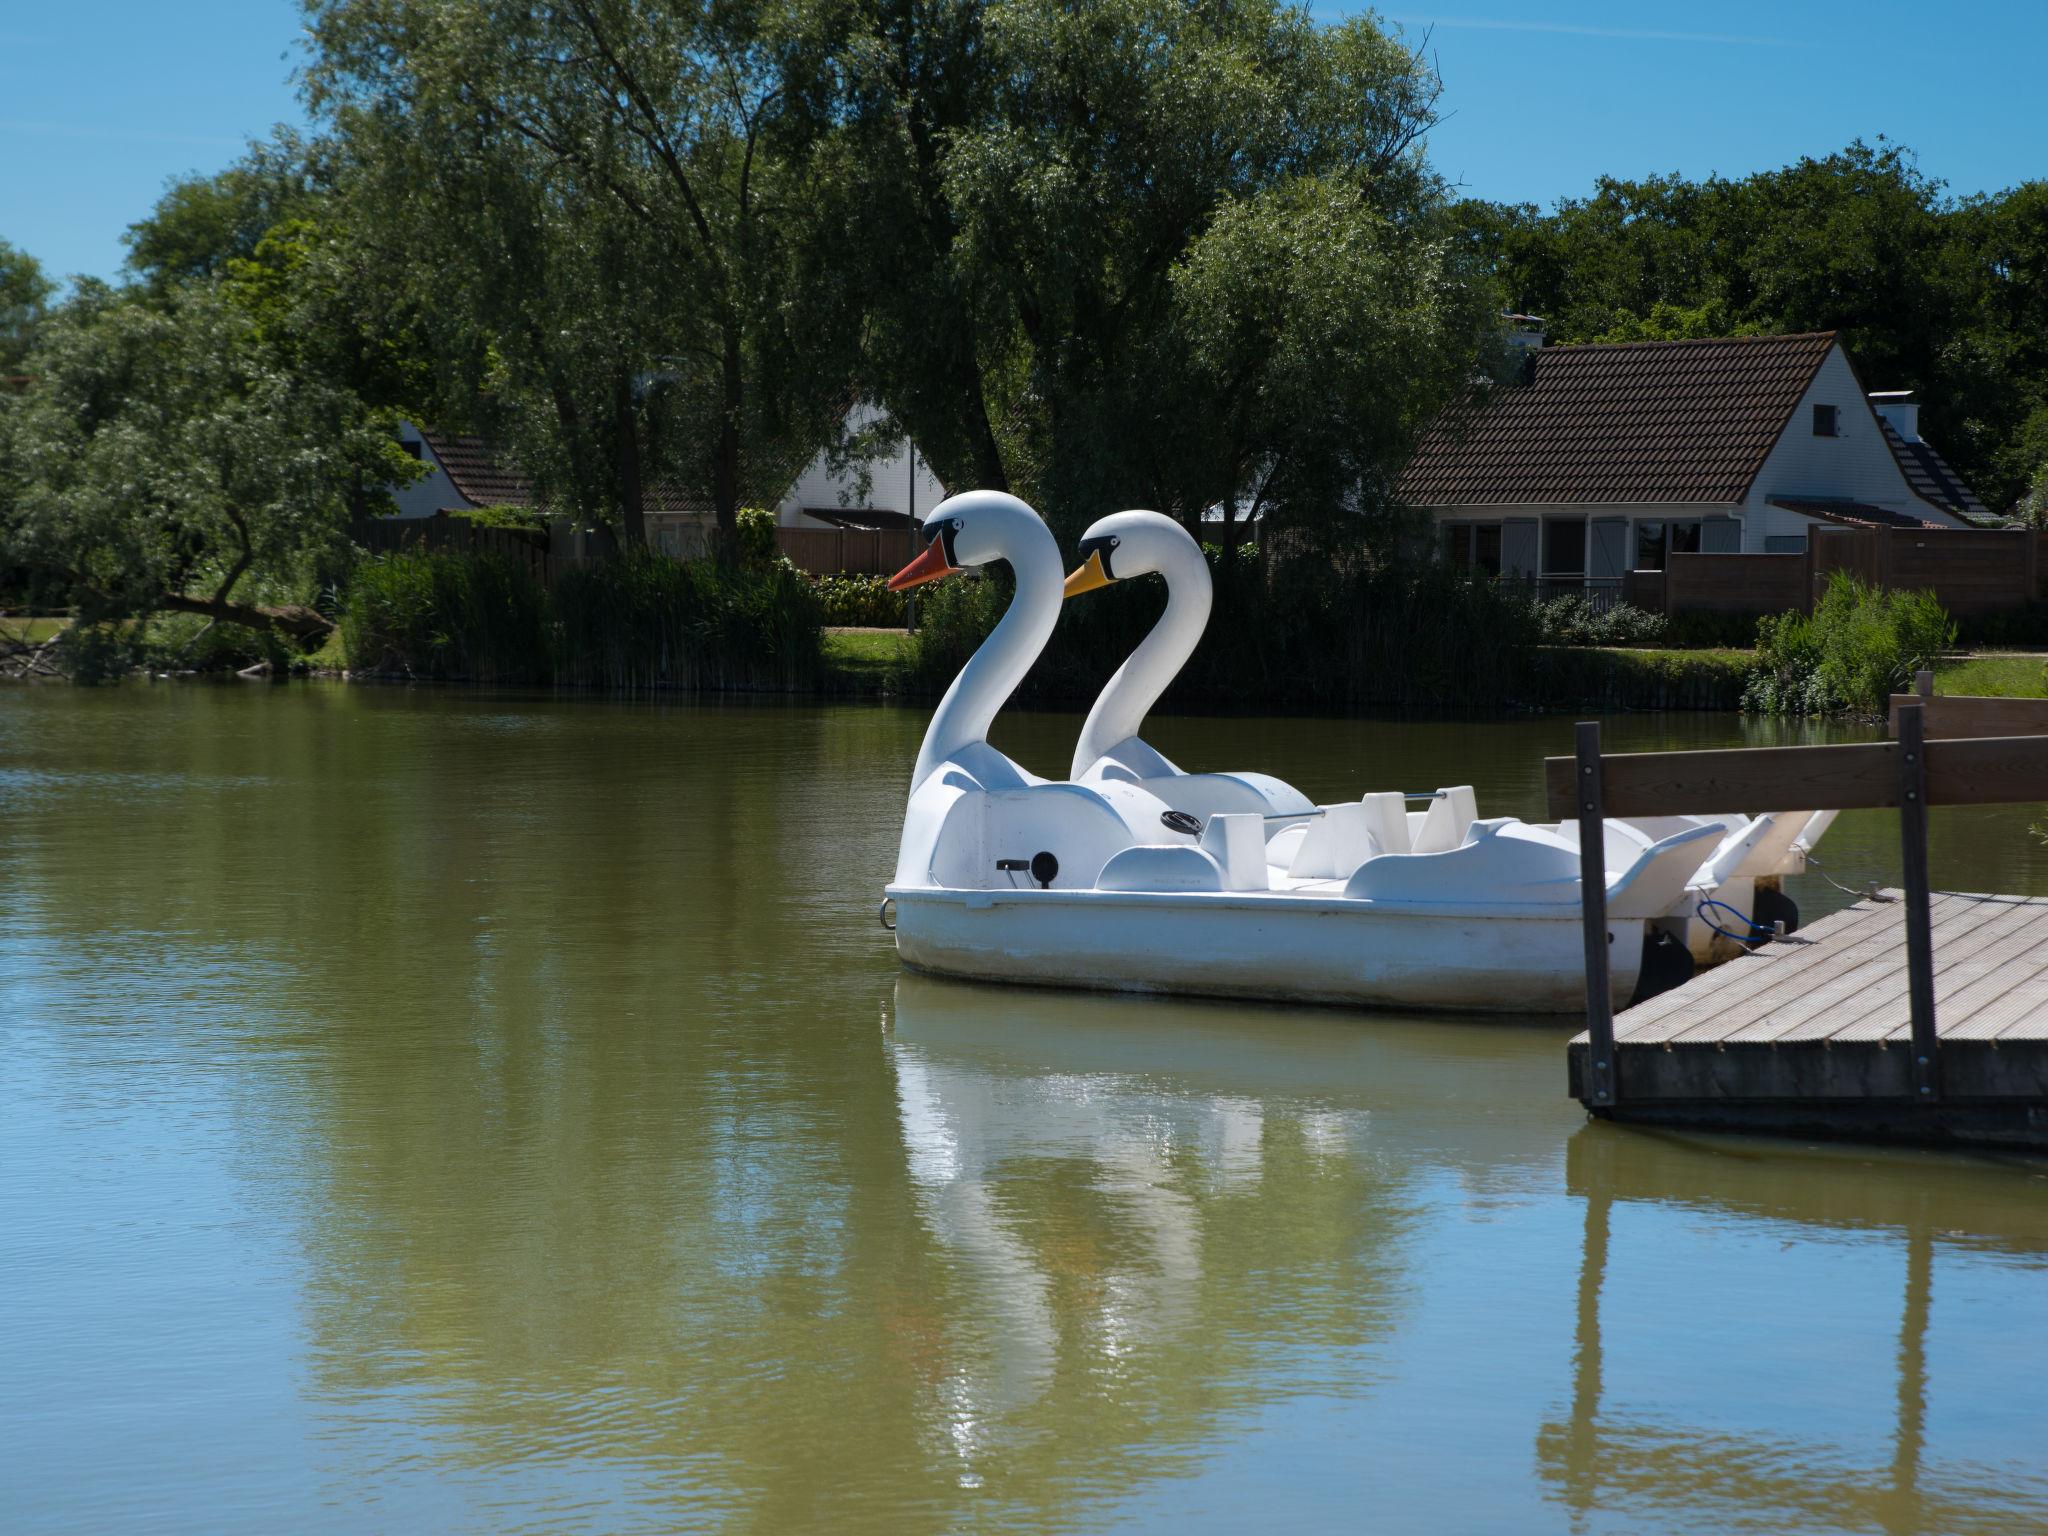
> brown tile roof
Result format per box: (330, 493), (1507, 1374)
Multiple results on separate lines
(1767, 496), (1944, 531)
(1875, 417), (1987, 520)
(415, 426), (715, 515)
(1399, 332), (1838, 507)
(417, 427), (535, 508)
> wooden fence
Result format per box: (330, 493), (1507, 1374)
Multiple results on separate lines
(1629, 527), (2048, 621)
(773, 526), (919, 576)
(349, 513), (555, 579)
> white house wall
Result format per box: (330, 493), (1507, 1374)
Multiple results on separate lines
(775, 405), (949, 528)
(1742, 346), (1966, 544)
(389, 421), (479, 519)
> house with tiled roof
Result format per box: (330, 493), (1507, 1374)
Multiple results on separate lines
(390, 409), (945, 555)
(1400, 330), (1986, 599)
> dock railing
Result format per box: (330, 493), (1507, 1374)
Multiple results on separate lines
(1545, 705), (2048, 1109)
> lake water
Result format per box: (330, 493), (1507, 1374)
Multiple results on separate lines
(4, 684), (2048, 1534)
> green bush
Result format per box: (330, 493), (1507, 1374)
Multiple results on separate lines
(810, 573), (907, 628)
(735, 507), (778, 568)
(1743, 572), (1955, 717)
(554, 551), (823, 691)
(339, 551), (553, 683)
(1533, 595), (1668, 646)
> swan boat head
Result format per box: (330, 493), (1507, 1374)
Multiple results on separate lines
(887, 490), (1067, 797)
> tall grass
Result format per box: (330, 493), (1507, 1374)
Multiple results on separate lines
(341, 551), (554, 683)
(1743, 571), (1954, 717)
(554, 553), (822, 691)
(339, 549), (822, 690)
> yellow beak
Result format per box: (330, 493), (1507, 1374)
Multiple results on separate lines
(1062, 549), (1114, 599)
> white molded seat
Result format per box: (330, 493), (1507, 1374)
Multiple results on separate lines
(1286, 802), (1381, 881)
(1359, 792), (1411, 855)
(1201, 813), (1270, 892)
(1096, 844), (1226, 893)
(1411, 786), (1478, 854)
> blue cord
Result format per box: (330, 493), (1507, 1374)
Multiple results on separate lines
(1696, 896), (1777, 945)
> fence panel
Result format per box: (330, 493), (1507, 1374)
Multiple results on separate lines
(774, 526), (918, 575)
(1883, 527), (2032, 616)
(1664, 552), (1807, 616)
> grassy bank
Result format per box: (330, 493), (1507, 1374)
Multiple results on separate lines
(817, 625), (1754, 712)
(1934, 653), (2048, 698)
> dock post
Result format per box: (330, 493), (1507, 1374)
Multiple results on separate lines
(1896, 703), (1940, 1101)
(1575, 721), (1617, 1107)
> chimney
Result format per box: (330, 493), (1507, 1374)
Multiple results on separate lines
(1869, 389), (1920, 442)
(1502, 313), (1546, 352)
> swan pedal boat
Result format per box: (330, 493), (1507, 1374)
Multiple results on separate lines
(882, 492), (1801, 1013)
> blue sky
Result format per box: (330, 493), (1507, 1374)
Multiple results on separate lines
(4, 0), (2044, 284)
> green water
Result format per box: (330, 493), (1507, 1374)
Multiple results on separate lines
(4, 684), (2047, 1535)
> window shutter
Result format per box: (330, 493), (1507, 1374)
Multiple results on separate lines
(1701, 517), (1742, 554)
(1589, 518), (1628, 580)
(1501, 519), (1539, 578)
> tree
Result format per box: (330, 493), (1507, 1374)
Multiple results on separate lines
(123, 136), (320, 288)
(0, 239), (54, 373)
(0, 281), (414, 641)
(304, 0), (857, 545)
(813, 0), (1487, 546)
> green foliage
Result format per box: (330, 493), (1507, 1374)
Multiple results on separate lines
(554, 553), (823, 692)
(807, 0), (1493, 545)
(340, 551), (554, 683)
(450, 504), (549, 534)
(1743, 573), (1956, 716)
(0, 239), (54, 371)
(735, 508), (778, 568)
(810, 573), (906, 628)
(1, 278), (397, 640)
(339, 549), (824, 691)
(1532, 596), (1668, 647)
(123, 141), (315, 287)
(903, 545), (1544, 709)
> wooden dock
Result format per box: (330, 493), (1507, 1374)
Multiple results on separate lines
(1569, 892), (2048, 1146)
(1549, 693), (2048, 1150)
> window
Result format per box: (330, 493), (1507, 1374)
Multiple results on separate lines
(1473, 524), (1502, 576)
(1632, 519), (1703, 570)
(1813, 404), (1838, 437)
(1542, 519), (1585, 576)
(399, 439), (423, 460)
(1443, 522), (1503, 576)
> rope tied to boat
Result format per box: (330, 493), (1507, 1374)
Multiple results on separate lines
(1695, 896), (1794, 946)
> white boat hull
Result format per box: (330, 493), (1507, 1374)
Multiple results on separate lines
(889, 886), (1643, 1013)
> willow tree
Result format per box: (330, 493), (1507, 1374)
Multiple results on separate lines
(807, 0), (1491, 546)
(304, 0), (857, 544)
(0, 282), (410, 642)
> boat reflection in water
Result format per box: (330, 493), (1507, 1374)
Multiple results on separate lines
(880, 972), (1550, 1505)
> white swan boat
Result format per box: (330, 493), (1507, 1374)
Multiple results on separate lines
(882, 491), (1726, 1012)
(1061, 508), (1839, 972)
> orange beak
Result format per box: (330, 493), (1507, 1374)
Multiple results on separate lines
(887, 539), (958, 591)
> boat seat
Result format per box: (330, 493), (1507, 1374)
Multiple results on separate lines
(1410, 786), (1478, 854)
(1201, 813), (1270, 892)
(1095, 844), (1226, 893)
(1359, 792), (1411, 855)
(1344, 818), (1581, 905)
(1287, 802), (1381, 881)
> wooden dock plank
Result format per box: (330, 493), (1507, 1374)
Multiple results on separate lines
(1786, 897), (2048, 1044)
(1595, 898), (1901, 1046)
(1672, 898), (1979, 1047)
(1845, 900), (2048, 1043)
